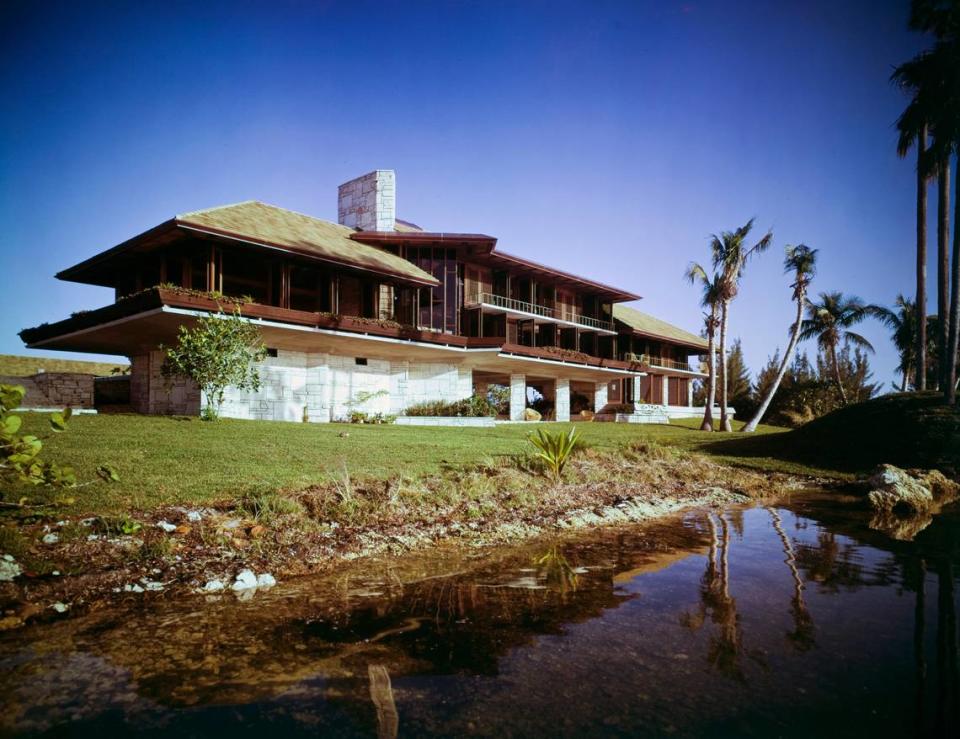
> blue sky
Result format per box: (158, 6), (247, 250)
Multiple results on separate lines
(0, 0), (933, 388)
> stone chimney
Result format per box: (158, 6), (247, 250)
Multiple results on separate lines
(337, 170), (396, 231)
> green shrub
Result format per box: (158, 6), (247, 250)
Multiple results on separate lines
(528, 427), (583, 479)
(404, 394), (497, 417)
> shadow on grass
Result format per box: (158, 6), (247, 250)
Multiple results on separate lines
(699, 392), (960, 476)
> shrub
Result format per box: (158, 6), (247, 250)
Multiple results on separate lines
(1, 383), (118, 489)
(528, 427), (583, 479)
(404, 394), (497, 417)
(160, 308), (267, 420)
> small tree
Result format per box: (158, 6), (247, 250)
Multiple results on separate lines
(161, 309), (267, 420)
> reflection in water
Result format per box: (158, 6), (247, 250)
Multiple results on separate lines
(768, 507), (815, 651)
(1, 496), (959, 737)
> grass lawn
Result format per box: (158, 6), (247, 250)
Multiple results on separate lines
(10, 413), (793, 514)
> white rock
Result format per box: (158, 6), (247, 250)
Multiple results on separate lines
(186, 511), (202, 522)
(56, 520), (69, 527)
(123, 584), (145, 593)
(50, 602), (69, 613)
(256, 573), (277, 588)
(156, 521), (177, 533)
(231, 569), (258, 591)
(41, 533), (59, 544)
(0, 558), (21, 582)
(144, 581), (164, 591)
(202, 579), (226, 592)
(52, 570), (61, 576)
(87, 534), (101, 541)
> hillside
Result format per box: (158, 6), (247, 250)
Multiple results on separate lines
(0, 353), (127, 377)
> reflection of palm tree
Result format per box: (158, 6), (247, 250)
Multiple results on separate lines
(681, 512), (755, 682)
(768, 508), (815, 651)
(536, 545), (580, 597)
(935, 560), (958, 734)
(913, 559), (926, 729)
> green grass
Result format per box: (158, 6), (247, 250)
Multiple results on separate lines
(0, 353), (127, 377)
(12, 392), (955, 516)
(9, 413), (785, 514)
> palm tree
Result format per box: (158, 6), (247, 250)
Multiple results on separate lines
(894, 1), (960, 402)
(876, 295), (921, 391)
(743, 245), (818, 432)
(710, 219), (773, 431)
(684, 263), (723, 431)
(798, 292), (885, 405)
(893, 41), (954, 393)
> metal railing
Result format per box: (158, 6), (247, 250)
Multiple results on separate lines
(624, 352), (697, 372)
(469, 292), (615, 332)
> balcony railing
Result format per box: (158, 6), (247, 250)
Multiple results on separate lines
(469, 292), (615, 332)
(624, 352), (699, 373)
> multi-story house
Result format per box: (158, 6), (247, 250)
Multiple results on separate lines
(20, 170), (712, 423)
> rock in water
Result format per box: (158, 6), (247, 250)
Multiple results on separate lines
(232, 569), (258, 591)
(867, 465), (934, 516)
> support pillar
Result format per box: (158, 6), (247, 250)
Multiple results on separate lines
(555, 378), (571, 422)
(632, 375), (643, 406)
(593, 381), (608, 412)
(509, 373), (526, 421)
(687, 380), (694, 407)
(661, 375), (670, 406)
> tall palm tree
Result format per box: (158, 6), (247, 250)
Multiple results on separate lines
(684, 263), (723, 431)
(893, 43), (954, 393)
(895, 1), (960, 402)
(710, 219), (773, 431)
(798, 292), (885, 405)
(876, 295), (921, 391)
(743, 245), (818, 432)
(893, 98), (929, 390)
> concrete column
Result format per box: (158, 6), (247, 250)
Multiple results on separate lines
(661, 375), (670, 406)
(509, 373), (526, 421)
(593, 381), (608, 412)
(687, 380), (694, 407)
(632, 375), (643, 406)
(555, 378), (571, 422)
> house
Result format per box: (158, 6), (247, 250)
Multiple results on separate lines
(20, 170), (713, 423)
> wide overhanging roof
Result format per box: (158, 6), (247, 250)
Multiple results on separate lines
(352, 231), (640, 303)
(57, 202), (440, 288)
(613, 304), (708, 351)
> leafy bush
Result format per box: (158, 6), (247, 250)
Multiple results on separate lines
(1, 383), (118, 488)
(528, 427), (583, 479)
(404, 394), (498, 417)
(161, 308), (267, 420)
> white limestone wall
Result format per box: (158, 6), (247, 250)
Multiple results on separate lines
(509, 374), (526, 421)
(217, 350), (471, 423)
(555, 378), (571, 422)
(337, 170), (396, 231)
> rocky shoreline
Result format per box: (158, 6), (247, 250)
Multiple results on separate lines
(0, 444), (840, 631)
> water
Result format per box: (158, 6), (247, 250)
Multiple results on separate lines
(2, 492), (958, 738)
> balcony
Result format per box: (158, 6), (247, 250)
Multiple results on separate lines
(624, 352), (705, 375)
(467, 292), (616, 334)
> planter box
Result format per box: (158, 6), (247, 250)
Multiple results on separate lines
(396, 416), (496, 427)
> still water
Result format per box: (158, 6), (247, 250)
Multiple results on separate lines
(1, 493), (958, 738)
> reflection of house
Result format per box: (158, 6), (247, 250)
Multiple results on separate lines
(21, 170), (713, 423)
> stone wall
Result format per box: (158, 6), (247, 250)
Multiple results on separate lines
(215, 350), (473, 423)
(129, 350), (202, 416)
(32, 372), (95, 409)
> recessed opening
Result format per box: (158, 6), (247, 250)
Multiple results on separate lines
(266, 348), (278, 358)
(355, 357), (368, 366)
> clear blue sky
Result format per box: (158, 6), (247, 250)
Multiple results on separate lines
(0, 0), (933, 388)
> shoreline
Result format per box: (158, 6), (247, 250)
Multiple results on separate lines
(0, 444), (841, 631)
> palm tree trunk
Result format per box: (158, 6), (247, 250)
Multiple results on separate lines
(701, 319), (716, 431)
(902, 362), (911, 393)
(830, 342), (848, 405)
(916, 126), (928, 391)
(938, 156), (950, 391)
(947, 155), (960, 404)
(719, 301), (732, 431)
(743, 292), (804, 432)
